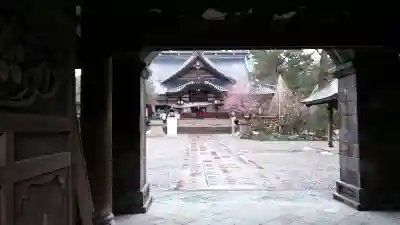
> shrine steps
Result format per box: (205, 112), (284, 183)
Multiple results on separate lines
(177, 118), (232, 134)
(177, 126), (231, 134)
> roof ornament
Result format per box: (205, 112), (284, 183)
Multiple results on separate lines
(194, 61), (201, 70)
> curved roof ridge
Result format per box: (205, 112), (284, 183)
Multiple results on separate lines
(161, 51), (236, 84)
(166, 80), (228, 93)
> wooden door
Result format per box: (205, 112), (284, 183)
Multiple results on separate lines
(0, 2), (77, 225)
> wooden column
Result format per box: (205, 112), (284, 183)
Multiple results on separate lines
(113, 55), (152, 214)
(81, 55), (114, 224)
(327, 102), (334, 148)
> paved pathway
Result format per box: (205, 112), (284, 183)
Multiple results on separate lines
(117, 191), (400, 225)
(116, 135), (400, 224)
(147, 134), (339, 191)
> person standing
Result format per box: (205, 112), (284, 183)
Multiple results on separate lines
(160, 111), (167, 124)
(230, 111), (236, 134)
(199, 109), (204, 119)
(230, 111), (239, 134)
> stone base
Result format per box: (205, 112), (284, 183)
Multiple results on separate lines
(113, 183), (153, 215)
(93, 213), (116, 225)
(333, 180), (366, 211)
(148, 124), (165, 136)
(333, 180), (400, 211)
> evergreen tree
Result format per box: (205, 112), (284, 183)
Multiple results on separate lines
(250, 49), (336, 97)
(250, 50), (283, 85)
(250, 49), (335, 135)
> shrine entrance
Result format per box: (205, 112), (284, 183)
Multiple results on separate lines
(2, 3), (400, 225)
(190, 106), (206, 114)
(137, 47), (400, 217)
(145, 49), (341, 198)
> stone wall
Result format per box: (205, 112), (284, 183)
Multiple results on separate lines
(338, 73), (360, 187)
(333, 61), (364, 209)
(334, 49), (400, 210)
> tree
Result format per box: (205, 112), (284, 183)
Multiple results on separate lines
(279, 50), (317, 97)
(250, 50), (283, 85)
(223, 82), (255, 113)
(315, 49), (334, 87)
(250, 49), (319, 98)
(306, 49), (336, 134)
(250, 49), (335, 135)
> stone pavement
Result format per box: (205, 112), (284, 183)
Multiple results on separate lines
(146, 134), (339, 191)
(116, 191), (400, 225)
(116, 135), (400, 224)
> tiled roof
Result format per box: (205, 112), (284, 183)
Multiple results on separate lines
(167, 81), (195, 93)
(250, 84), (276, 95)
(301, 79), (338, 106)
(228, 83), (276, 95)
(204, 80), (228, 92)
(161, 51), (236, 85)
(167, 80), (228, 93)
(148, 50), (253, 94)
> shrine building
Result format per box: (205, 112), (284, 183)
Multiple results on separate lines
(147, 50), (276, 118)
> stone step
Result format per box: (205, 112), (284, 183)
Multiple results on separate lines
(178, 119), (232, 127)
(147, 124), (166, 137)
(178, 126), (231, 134)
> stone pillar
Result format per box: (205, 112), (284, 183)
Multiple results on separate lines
(239, 119), (251, 138)
(327, 103), (334, 148)
(333, 48), (400, 210)
(81, 54), (114, 224)
(151, 104), (156, 116)
(112, 55), (152, 214)
(231, 117), (235, 134)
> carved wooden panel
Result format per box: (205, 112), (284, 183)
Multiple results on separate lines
(0, 1), (76, 225)
(0, 121), (72, 225)
(14, 169), (70, 225)
(0, 2), (76, 116)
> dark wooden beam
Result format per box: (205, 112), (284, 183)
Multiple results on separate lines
(109, 10), (399, 54)
(327, 103), (334, 148)
(81, 52), (114, 224)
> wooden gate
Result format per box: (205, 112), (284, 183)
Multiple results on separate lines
(0, 2), (77, 225)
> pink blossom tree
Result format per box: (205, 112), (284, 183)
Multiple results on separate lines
(223, 82), (257, 114)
